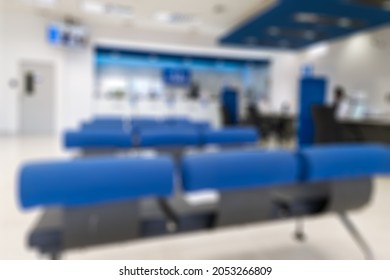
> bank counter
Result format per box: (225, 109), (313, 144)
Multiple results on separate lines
(264, 112), (390, 146)
(340, 117), (390, 144)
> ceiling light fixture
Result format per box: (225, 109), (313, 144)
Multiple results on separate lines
(245, 36), (258, 45)
(279, 39), (290, 48)
(214, 4), (227, 14)
(338, 18), (353, 28)
(383, 0), (390, 10)
(82, 0), (105, 14)
(268, 26), (281, 36)
(155, 11), (196, 24)
(303, 30), (316, 40)
(295, 12), (320, 23)
(82, 1), (132, 17)
(22, 0), (57, 8)
(354, 0), (390, 10)
(307, 42), (329, 57)
(106, 4), (132, 17)
(294, 12), (365, 29)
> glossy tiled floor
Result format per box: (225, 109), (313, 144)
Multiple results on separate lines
(1, 136), (390, 260)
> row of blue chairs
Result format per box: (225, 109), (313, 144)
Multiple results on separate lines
(19, 143), (390, 259)
(81, 117), (210, 132)
(65, 117), (259, 151)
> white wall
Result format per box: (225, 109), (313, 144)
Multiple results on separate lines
(0, 12), (65, 134)
(0, 10), (301, 134)
(300, 26), (390, 115)
(269, 53), (300, 114)
(0, 1), (6, 133)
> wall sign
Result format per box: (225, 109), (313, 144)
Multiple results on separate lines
(162, 68), (192, 87)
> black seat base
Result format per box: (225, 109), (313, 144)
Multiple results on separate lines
(29, 178), (373, 259)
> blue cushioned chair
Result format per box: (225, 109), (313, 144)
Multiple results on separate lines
(21, 144), (386, 260)
(130, 118), (162, 130)
(295, 143), (389, 259)
(182, 150), (298, 192)
(137, 126), (201, 148)
(93, 117), (124, 126)
(64, 130), (133, 151)
(81, 122), (126, 132)
(179, 145), (383, 259)
(20, 157), (174, 208)
(20, 156), (175, 259)
(300, 144), (390, 182)
(163, 117), (192, 126)
(193, 121), (211, 131)
(201, 127), (259, 147)
(174, 150), (300, 230)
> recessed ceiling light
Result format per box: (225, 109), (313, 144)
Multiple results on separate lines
(295, 13), (320, 23)
(338, 18), (353, 28)
(303, 30), (316, 40)
(353, 0), (390, 10)
(294, 12), (366, 28)
(82, 0), (105, 14)
(307, 43), (329, 57)
(155, 11), (196, 24)
(245, 36), (258, 45)
(279, 40), (290, 47)
(82, 1), (132, 17)
(383, 0), (390, 10)
(106, 4), (132, 17)
(22, 0), (57, 8)
(268, 26), (281, 36)
(36, 0), (57, 5)
(213, 4), (227, 14)
(266, 27), (321, 41)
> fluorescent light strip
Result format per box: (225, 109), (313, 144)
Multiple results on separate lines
(266, 26), (321, 41)
(106, 5), (132, 17)
(82, 1), (132, 17)
(82, 0), (105, 14)
(155, 11), (196, 24)
(22, 0), (57, 7)
(307, 43), (329, 57)
(294, 12), (366, 29)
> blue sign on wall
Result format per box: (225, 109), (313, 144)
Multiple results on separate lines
(301, 64), (315, 77)
(162, 68), (192, 87)
(47, 24), (61, 45)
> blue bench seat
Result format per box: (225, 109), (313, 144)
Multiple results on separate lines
(20, 156), (174, 209)
(182, 150), (298, 192)
(137, 126), (201, 148)
(22, 143), (389, 259)
(300, 144), (390, 182)
(202, 127), (259, 146)
(64, 131), (133, 149)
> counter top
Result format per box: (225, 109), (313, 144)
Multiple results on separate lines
(339, 117), (390, 126)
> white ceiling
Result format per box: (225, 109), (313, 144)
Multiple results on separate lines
(4, 0), (274, 37)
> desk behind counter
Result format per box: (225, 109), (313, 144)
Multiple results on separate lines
(245, 111), (390, 145)
(339, 118), (390, 145)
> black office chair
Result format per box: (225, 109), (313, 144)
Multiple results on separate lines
(312, 105), (345, 144)
(274, 115), (295, 144)
(246, 104), (273, 140)
(221, 105), (233, 127)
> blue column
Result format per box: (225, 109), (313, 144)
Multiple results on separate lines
(298, 77), (327, 147)
(221, 86), (239, 125)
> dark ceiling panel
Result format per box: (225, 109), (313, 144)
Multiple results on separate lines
(352, 0), (390, 9)
(220, 0), (390, 50)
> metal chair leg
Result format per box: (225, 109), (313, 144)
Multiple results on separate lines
(338, 212), (374, 260)
(47, 251), (62, 260)
(294, 218), (306, 242)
